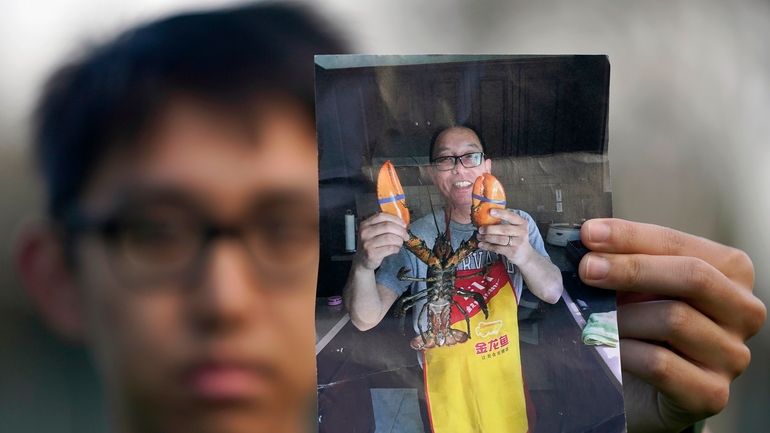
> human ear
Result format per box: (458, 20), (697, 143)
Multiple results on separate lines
(428, 164), (438, 184)
(485, 157), (492, 173)
(15, 220), (85, 341)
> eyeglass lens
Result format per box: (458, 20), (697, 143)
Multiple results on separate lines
(100, 202), (318, 286)
(433, 152), (483, 171)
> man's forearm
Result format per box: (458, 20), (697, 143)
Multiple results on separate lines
(343, 260), (390, 331)
(518, 250), (564, 304)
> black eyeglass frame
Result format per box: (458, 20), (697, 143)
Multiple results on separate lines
(59, 203), (317, 288)
(430, 152), (486, 171)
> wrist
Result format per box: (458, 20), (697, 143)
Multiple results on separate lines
(353, 252), (378, 272)
(514, 243), (537, 268)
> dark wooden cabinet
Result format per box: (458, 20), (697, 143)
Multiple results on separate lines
(317, 56), (609, 173)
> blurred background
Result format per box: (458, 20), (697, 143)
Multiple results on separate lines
(1, 0), (768, 432)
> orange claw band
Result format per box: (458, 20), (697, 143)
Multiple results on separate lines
(471, 173), (506, 227)
(377, 160), (410, 226)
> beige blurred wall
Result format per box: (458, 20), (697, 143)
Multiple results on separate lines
(320, 2), (770, 428)
(1, 0), (768, 431)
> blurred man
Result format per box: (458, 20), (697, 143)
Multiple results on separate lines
(15, 5), (345, 433)
(14, 3), (765, 433)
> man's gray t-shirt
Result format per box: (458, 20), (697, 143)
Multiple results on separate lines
(376, 208), (550, 332)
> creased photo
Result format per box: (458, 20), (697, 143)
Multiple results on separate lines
(315, 54), (624, 433)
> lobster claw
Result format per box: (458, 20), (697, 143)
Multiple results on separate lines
(377, 160), (410, 226)
(471, 173), (506, 226)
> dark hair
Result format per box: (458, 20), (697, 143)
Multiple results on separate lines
(34, 3), (347, 220)
(428, 124), (486, 160)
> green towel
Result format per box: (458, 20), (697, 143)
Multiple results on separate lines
(581, 311), (619, 347)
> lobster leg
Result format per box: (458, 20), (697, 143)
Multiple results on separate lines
(412, 301), (437, 350)
(395, 290), (430, 322)
(396, 285), (430, 335)
(447, 232), (480, 267)
(454, 265), (489, 281)
(396, 286), (433, 307)
(451, 297), (472, 339)
(404, 231), (440, 267)
(397, 267), (439, 283)
(456, 288), (489, 319)
(417, 300), (428, 344)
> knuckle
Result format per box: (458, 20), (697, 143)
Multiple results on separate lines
(661, 226), (687, 255)
(702, 379), (730, 416)
(725, 247), (753, 275)
(364, 214), (382, 225)
(723, 247), (756, 288)
(365, 244), (381, 257)
(363, 245), (377, 258)
(729, 343), (752, 377)
(751, 298), (767, 333)
(741, 295), (767, 337)
(646, 346), (674, 385)
(684, 258), (713, 293)
(662, 301), (691, 339)
(623, 255), (644, 287)
(360, 225), (376, 240)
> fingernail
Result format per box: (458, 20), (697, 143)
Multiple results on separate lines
(587, 221), (611, 243)
(585, 255), (610, 280)
(490, 209), (499, 216)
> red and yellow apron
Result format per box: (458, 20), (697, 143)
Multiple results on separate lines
(422, 259), (529, 433)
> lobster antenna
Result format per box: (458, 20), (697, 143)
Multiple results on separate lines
(445, 203), (452, 244)
(409, 155), (441, 236)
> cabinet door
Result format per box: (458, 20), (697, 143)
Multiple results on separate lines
(424, 67), (465, 130)
(519, 61), (561, 156)
(317, 68), (376, 179)
(368, 66), (466, 161)
(518, 57), (609, 155)
(553, 57), (609, 155)
(367, 68), (428, 159)
(468, 62), (516, 157)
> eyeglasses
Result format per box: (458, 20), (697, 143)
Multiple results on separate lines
(431, 152), (485, 171)
(63, 200), (318, 287)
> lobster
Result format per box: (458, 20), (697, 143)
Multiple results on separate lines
(377, 161), (506, 350)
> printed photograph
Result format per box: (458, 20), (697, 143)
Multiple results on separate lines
(315, 55), (625, 433)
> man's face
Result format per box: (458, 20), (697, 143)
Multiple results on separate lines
(72, 99), (318, 433)
(429, 128), (491, 215)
